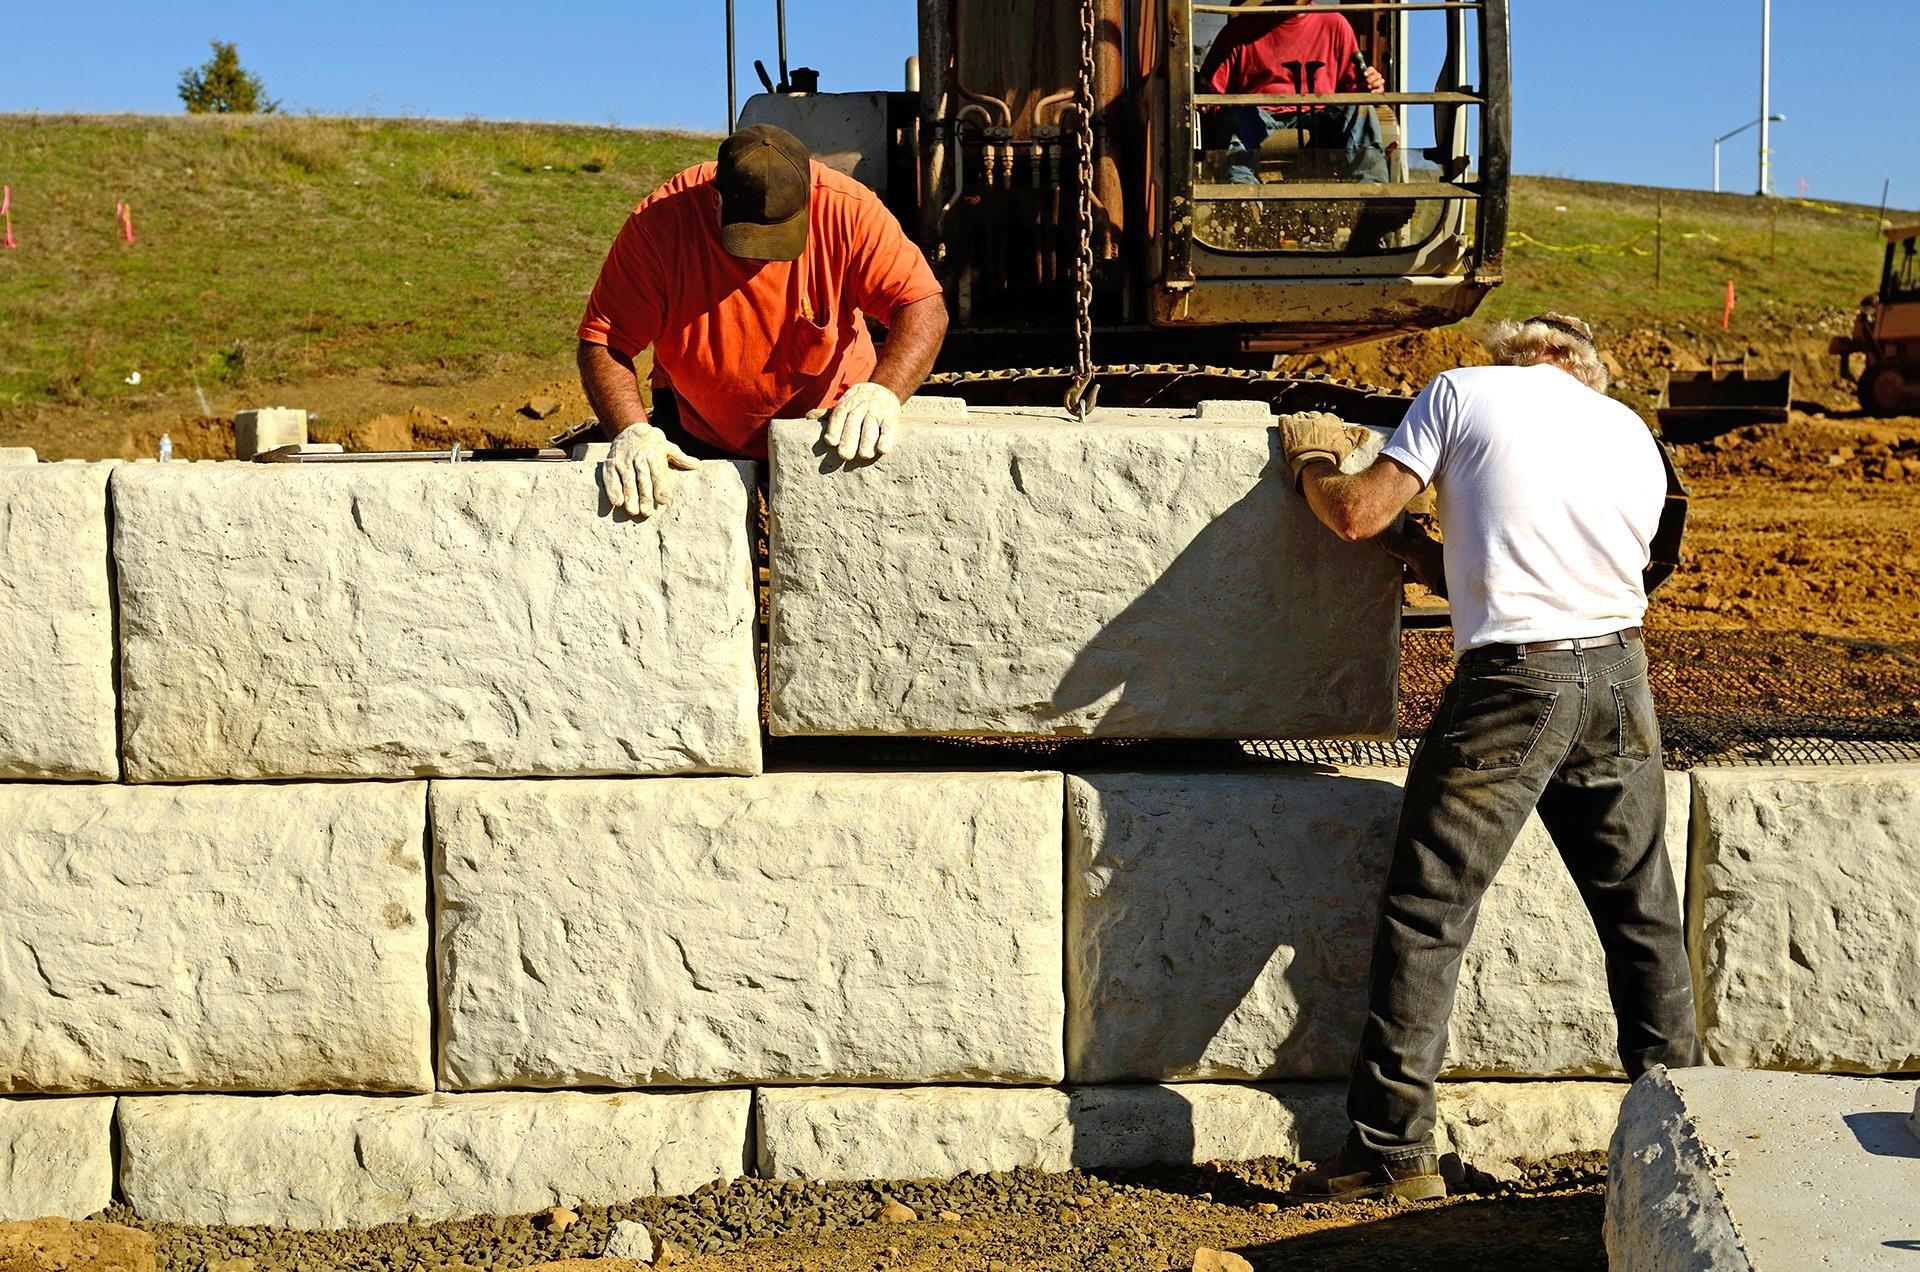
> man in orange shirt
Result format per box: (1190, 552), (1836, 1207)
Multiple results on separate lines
(577, 124), (949, 517)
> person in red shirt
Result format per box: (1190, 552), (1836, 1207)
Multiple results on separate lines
(1199, 0), (1389, 187)
(578, 124), (948, 517)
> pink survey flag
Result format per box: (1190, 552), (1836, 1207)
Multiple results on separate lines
(2, 185), (13, 249)
(116, 201), (135, 244)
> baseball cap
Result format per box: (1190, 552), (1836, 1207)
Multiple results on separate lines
(716, 125), (811, 261)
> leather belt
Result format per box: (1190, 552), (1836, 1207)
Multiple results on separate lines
(1463, 626), (1642, 662)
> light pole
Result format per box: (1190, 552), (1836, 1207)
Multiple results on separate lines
(1714, 114), (1785, 193)
(1759, 0), (1773, 195)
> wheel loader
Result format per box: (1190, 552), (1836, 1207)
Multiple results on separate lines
(1831, 224), (1920, 417)
(727, 0), (1511, 422)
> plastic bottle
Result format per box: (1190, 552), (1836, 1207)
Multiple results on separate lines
(158, 433), (172, 464)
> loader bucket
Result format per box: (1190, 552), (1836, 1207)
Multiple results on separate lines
(1655, 366), (1793, 442)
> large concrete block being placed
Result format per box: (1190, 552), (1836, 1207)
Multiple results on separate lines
(0, 463), (118, 780)
(1607, 1067), (1920, 1271)
(433, 772), (1066, 1088)
(767, 408), (1400, 738)
(0, 1097), (115, 1220)
(1691, 765), (1920, 1073)
(112, 461), (759, 781)
(1067, 770), (1690, 1082)
(118, 1090), (750, 1228)
(0, 783), (432, 1093)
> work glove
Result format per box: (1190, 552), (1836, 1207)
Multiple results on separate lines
(821, 382), (901, 462)
(1278, 411), (1371, 490)
(601, 422), (699, 519)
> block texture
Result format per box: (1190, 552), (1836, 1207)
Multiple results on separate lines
(1067, 770), (1690, 1082)
(756, 1081), (1626, 1182)
(0, 1097), (114, 1220)
(118, 1091), (750, 1229)
(0, 463), (117, 780)
(1691, 765), (1920, 1073)
(113, 461), (759, 781)
(768, 412), (1400, 738)
(0, 783), (432, 1093)
(434, 772), (1066, 1088)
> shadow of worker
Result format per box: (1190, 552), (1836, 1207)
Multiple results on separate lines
(1062, 765), (1404, 1185)
(1048, 430), (1398, 740)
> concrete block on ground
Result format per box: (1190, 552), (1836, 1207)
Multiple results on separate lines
(1607, 1066), (1920, 1271)
(1067, 770), (1690, 1082)
(433, 772), (1066, 1088)
(0, 783), (432, 1093)
(0, 448), (37, 464)
(756, 1087), (1074, 1180)
(767, 410), (1400, 738)
(112, 461), (759, 781)
(1690, 765), (1920, 1073)
(233, 407), (308, 456)
(0, 463), (117, 780)
(754, 1081), (1626, 1181)
(117, 1090), (750, 1229)
(0, 1097), (115, 1220)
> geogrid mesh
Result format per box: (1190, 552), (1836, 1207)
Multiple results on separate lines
(1389, 628), (1920, 768)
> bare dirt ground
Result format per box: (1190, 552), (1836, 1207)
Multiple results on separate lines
(107, 1156), (1608, 1272)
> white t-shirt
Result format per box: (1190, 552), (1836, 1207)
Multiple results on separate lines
(1381, 363), (1665, 654)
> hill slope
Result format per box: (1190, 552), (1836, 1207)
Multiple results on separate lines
(0, 114), (1905, 446)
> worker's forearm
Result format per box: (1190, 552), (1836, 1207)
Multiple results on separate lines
(577, 341), (650, 443)
(1302, 458), (1420, 543)
(869, 296), (949, 401)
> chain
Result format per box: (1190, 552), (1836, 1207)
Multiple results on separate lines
(1064, 0), (1099, 419)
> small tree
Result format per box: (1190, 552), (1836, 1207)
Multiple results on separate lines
(178, 41), (277, 114)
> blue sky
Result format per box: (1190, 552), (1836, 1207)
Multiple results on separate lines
(3, 2), (1913, 209)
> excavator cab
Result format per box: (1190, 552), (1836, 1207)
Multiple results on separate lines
(732, 0), (1509, 377)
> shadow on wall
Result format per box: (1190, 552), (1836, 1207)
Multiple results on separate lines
(1062, 768), (1406, 1171)
(1051, 432), (1392, 737)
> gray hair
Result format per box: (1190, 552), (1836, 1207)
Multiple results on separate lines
(1482, 312), (1609, 394)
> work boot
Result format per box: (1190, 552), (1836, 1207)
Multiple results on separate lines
(1287, 1132), (1445, 1203)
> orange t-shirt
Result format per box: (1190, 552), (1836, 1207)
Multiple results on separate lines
(578, 161), (942, 459)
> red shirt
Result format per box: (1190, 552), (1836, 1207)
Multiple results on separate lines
(1199, 3), (1365, 111)
(578, 161), (942, 459)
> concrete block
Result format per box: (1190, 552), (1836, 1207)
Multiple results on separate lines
(1691, 765), (1920, 1073)
(0, 463), (117, 780)
(0, 783), (432, 1093)
(756, 1087), (1074, 1180)
(1067, 769), (1690, 1082)
(754, 1081), (1624, 1181)
(112, 461), (760, 781)
(767, 410), (1400, 739)
(0, 448), (36, 464)
(232, 407), (308, 457)
(901, 395), (969, 419)
(433, 772), (1066, 1088)
(0, 1097), (114, 1220)
(1607, 1066), (1919, 1271)
(1195, 400), (1273, 421)
(118, 1090), (750, 1229)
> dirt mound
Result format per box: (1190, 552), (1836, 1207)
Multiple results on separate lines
(1279, 328), (1490, 394)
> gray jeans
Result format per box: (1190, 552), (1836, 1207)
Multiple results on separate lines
(1348, 638), (1702, 1152)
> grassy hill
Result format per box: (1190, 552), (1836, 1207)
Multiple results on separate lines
(0, 114), (1904, 411)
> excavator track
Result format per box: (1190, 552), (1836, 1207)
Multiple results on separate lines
(924, 363), (1418, 428)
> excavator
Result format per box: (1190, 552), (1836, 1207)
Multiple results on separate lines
(729, 0), (1511, 425)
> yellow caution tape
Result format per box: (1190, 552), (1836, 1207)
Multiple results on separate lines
(1511, 230), (1651, 257)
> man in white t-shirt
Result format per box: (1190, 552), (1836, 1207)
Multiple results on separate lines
(1277, 313), (1701, 1203)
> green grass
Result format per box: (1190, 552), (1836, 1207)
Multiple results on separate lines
(0, 114), (711, 407)
(0, 115), (1903, 408)
(1485, 176), (1897, 332)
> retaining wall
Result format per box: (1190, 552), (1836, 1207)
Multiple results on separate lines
(0, 435), (1915, 1228)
